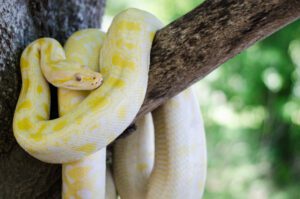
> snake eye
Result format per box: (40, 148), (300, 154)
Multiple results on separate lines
(75, 73), (82, 82)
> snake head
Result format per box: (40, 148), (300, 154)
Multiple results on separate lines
(46, 61), (103, 90)
(61, 67), (103, 90)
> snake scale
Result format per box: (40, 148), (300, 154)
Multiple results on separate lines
(13, 8), (207, 199)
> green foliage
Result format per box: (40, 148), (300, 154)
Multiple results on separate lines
(105, 0), (203, 24)
(201, 20), (300, 198)
(106, 0), (300, 198)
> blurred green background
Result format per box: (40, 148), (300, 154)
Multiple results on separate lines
(104, 0), (300, 198)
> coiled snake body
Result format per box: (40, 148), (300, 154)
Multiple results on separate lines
(13, 8), (207, 198)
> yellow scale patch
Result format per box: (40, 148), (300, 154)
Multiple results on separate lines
(75, 143), (97, 153)
(88, 96), (109, 110)
(66, 166), (92, 181)
(43, 103), (49, 113)
(52, 77), (72, 85)
(106, 77), (125, 88)
(21, 79), (30, 93)
(36, 114), (46, 120)
(149, 31), (156, 41)
(21, 58), (30, 69)
(53, 120), (67, 131)
(37, 85), (43, 94)
(75, 116), (83, 124)
(112, 54), (136, 70)
(16, 100), (32, 111)
(45, 43), (53, 60)
(100, 66), (109, 76)
(117, 106), (127, 119)
(17, 118), (33, 131)
(63, 166), (94, 199)
(117, 21), (141, 31)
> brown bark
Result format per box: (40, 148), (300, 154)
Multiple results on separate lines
(138, 0), (300, 118)
(0, 0), (299, 198)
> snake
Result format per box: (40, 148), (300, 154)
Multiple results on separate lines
(113, 88), (207, 199)
(13, 8), (207, 198)
(13, 8), (161, 164)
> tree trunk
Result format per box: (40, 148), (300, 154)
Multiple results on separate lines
(0, 0), (299, 198)
(0, 1), (105, 198)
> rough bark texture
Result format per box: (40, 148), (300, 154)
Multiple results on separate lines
(0, 0), (105, 198)
(138, 0), (300, 118)
(0, 0), (299, 198)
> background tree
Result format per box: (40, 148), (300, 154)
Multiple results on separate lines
(0, 0), (299, 198)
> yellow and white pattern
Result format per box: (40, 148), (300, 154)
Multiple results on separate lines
(13, 8), (207, 199)
(13, 8), (162, 163)
(60, 29), (107, 199)
(113, 88), (207, 199)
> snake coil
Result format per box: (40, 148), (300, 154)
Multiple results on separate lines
(13, 8), (207, 199)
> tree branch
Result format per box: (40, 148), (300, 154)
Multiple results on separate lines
(137, 0), (300, 118)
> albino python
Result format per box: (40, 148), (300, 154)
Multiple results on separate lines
(13, 8), (207, 198)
